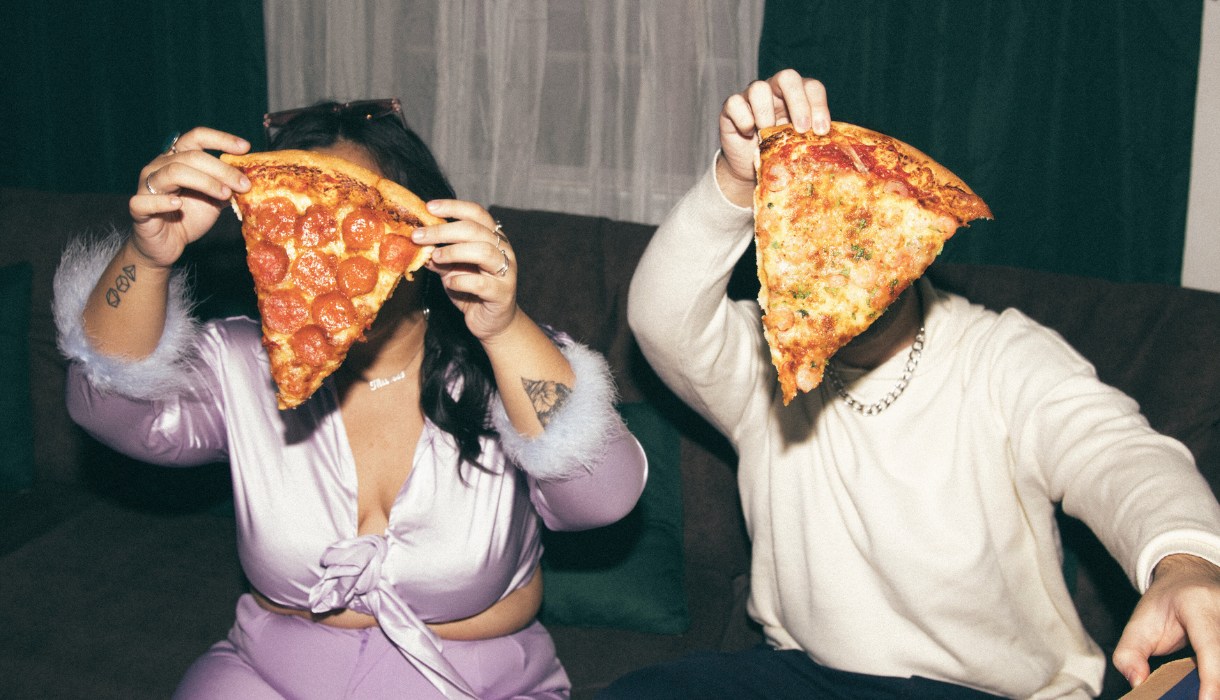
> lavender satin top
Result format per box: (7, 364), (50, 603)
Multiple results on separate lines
(64, 315), (647, 698)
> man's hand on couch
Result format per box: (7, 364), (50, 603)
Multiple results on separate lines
(1114, 553), (1220, 699)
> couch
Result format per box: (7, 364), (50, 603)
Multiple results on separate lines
(1, 184), (1217, 699)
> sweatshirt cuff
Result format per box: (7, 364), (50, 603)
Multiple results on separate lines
(52, 229), (200, 399)
(706, 149), (754, 215)
(1134, 529), (1220, 592)
(490, 339), (620, 482)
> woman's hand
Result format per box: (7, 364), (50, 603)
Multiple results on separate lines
(717, 69), (831, 206)
(415, 200), (576, 437)
(129, 127), (251, 268)
(412, 199), (519, 342)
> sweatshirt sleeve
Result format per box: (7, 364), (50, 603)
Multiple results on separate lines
(55, 231), (229, 466)
(627, 156), (774, 441)
(994, 310), (1220, 591)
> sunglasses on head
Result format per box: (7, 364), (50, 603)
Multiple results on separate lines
(263, 98), (404, 144)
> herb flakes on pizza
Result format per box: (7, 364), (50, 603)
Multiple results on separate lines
(754, 122), (992, 405)
(220, 149), (441, 409)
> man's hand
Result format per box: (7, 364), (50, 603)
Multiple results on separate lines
(715, 69), (830, 207)
(1114, 553), (1220, 699)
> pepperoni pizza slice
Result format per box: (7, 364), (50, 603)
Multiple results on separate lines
(754, 122), (992, 405)
(220, 150), (440, 409)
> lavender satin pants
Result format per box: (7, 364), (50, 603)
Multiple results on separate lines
(172, 594), (570, 699)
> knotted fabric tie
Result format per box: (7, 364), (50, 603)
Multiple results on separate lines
(307, 535), (478, 699)
(309, 534), (387, 616)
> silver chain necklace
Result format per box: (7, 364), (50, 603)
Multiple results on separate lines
(824, 327), (925, 416)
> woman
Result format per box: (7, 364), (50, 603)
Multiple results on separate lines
(54, 101), (647, 699)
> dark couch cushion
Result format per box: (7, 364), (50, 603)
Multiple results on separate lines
(540, 401), (688, 634)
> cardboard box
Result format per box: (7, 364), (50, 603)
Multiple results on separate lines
(1120, 658), (1198, 699)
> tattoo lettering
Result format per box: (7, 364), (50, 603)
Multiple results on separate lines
(522, 378), (572, 428)
(105, 265), (138, 308)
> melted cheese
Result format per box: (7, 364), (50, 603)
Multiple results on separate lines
(756, 147), (959, 404)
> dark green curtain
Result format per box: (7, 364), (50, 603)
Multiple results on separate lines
(1, 1), (268, 194)
(759, 1), (1203, 284)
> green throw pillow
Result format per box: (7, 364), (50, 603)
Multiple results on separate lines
(539, 400), (688, 634)
(0, 262), (34, 491)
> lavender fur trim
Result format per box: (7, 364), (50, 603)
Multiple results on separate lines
(52, 228), (200, 399)
(491, 340), (620, 482)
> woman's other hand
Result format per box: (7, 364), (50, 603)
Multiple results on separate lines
(129, 127), (251, 268)
(412, 199), (519, 342)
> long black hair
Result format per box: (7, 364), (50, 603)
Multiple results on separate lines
(268, 102), (495, 467)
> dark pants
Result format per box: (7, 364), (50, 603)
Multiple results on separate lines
(595, 645), (1009, 700)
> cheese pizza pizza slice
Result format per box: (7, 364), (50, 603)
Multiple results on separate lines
(754, 122), (992, 405)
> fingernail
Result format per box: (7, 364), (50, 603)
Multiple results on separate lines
(426, 201), (441, 213)
(412, 228), (426, 242)
(240, 176), (250, 189)
(815, 116), (831, 134)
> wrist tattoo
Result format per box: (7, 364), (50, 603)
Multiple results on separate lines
(522, 378), (572, 428)
(105, 264), (138, 308)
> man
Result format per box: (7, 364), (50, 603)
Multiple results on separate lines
(608, 69), (1220, 698)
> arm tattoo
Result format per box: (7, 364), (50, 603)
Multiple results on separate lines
(104, 264), (138, 308)
(521, 378), (572, 428)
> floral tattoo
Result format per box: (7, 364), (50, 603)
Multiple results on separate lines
(522, 378), (572, 427)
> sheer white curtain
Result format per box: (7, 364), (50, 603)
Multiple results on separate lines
(263, 1), (763, 224)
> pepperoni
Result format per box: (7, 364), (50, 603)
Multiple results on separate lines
(341, 207), (385, 251)
(289, 325), (332, 367)
(338, 256), (378, 297)
(312, 291), (358, 334)
(295, 204), (338, 247)
(254, 197), (299, 244)
(379, 234), (420, 274)
(260, 289), (309, 335)
(290, 249), (338, 296)
(247, 240), (290, 288)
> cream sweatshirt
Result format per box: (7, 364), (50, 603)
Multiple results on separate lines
(627, 162), (1220, 698)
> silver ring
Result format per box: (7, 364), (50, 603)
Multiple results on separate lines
(494, 247), (510, 277)
(492, 221), (508, 245)
(145, 174), (160, 195)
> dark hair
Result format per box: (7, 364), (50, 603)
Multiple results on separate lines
(269, 102), (496, 467)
